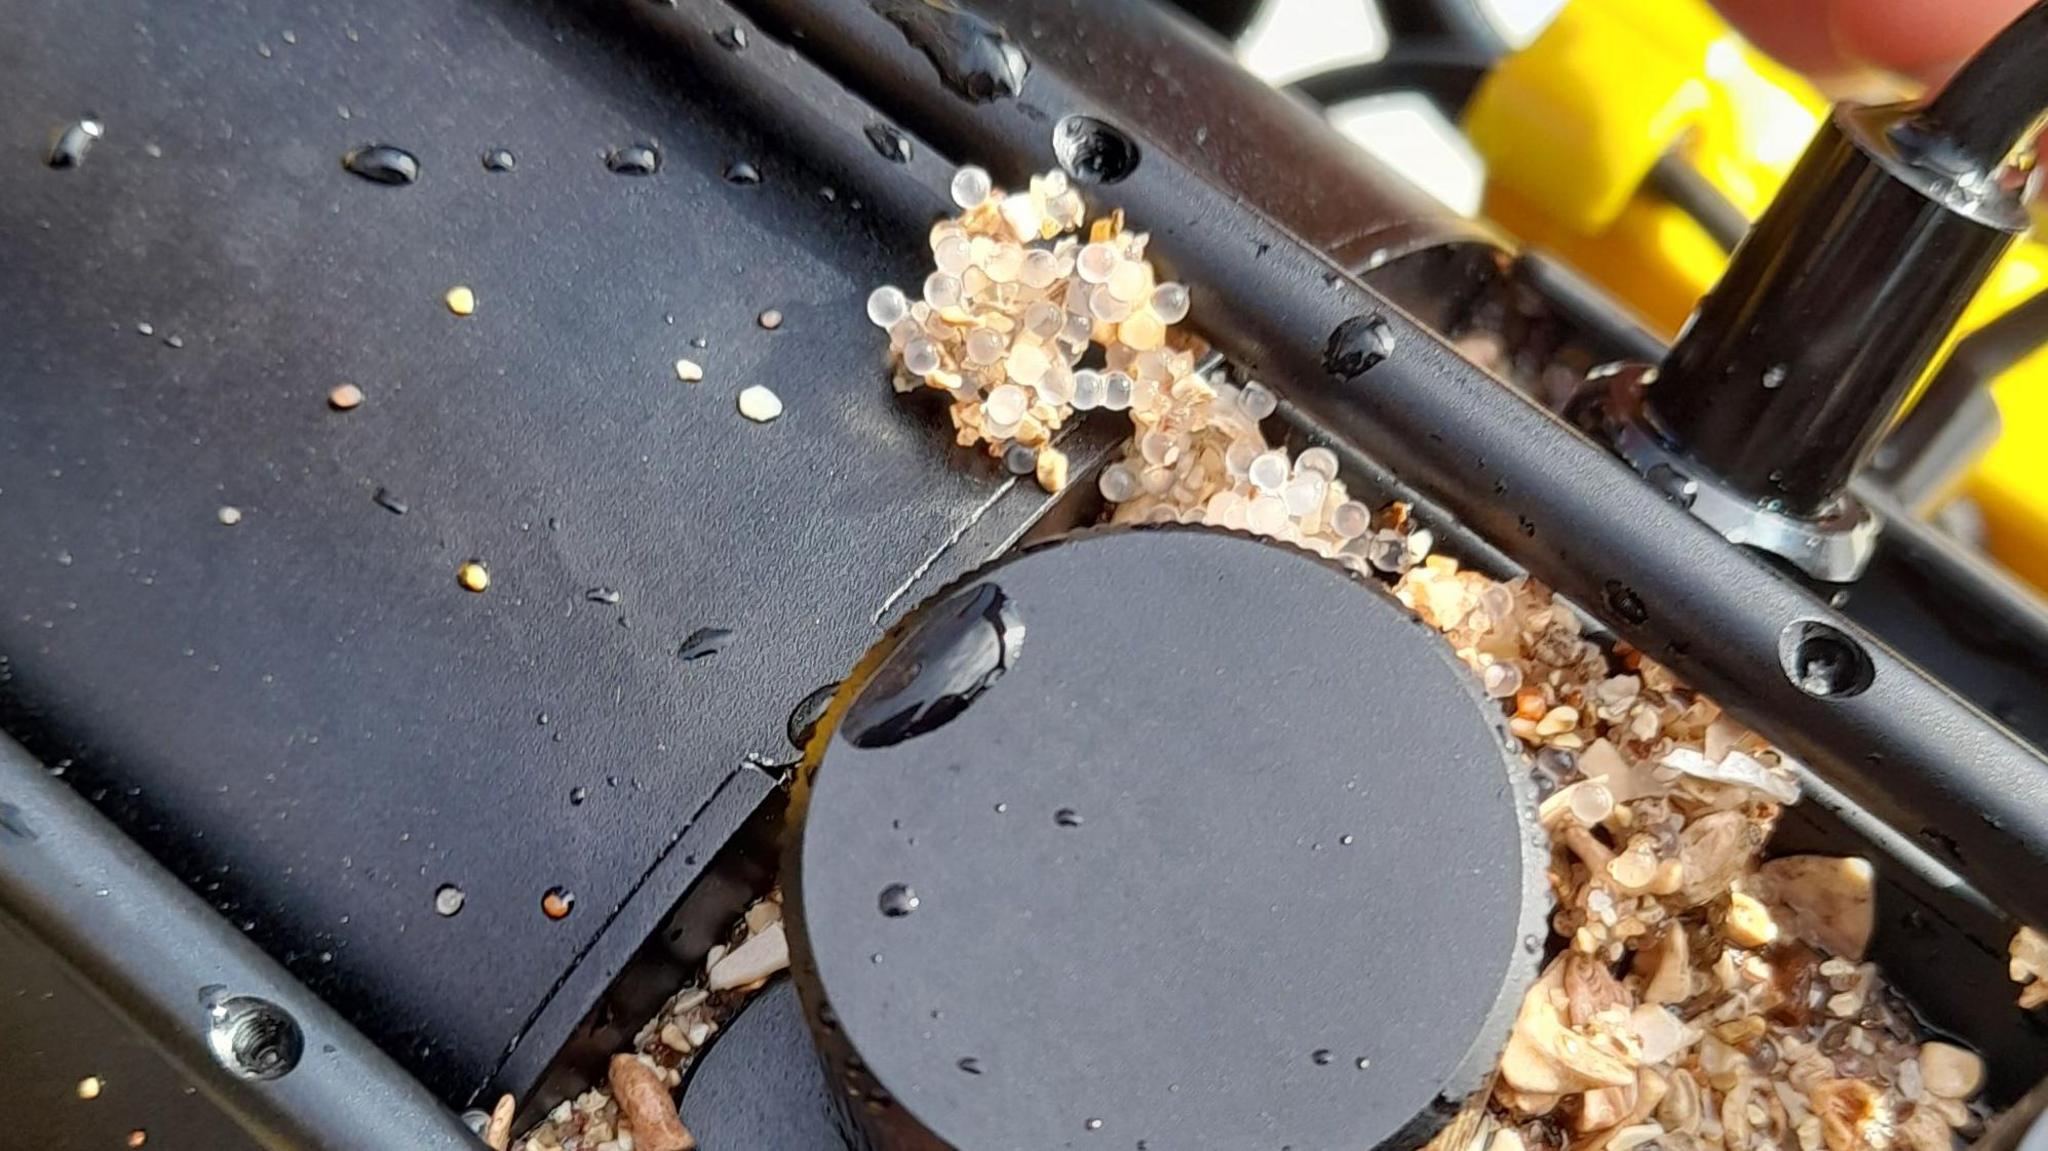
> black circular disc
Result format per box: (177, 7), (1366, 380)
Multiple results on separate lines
(788, 527), (1544, 1150)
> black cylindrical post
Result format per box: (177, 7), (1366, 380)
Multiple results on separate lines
(1647, 103), (2027, 515)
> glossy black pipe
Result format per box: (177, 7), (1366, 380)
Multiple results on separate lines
(730, 0), (2048, 927)
(0, 733), (479, 1151)
(1649, 105), (2024, 515)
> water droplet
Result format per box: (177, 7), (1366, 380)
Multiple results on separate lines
(957, 1056), (983, 1075)
(715, 159), (759, 187)
(341, 144), (420, 186)
(993, 802), (1008, 814)
(585, 586), (622, 606)
(1339, 834), (1354, 845)
(1052, 114), (1140, 184)
(879, 883), (920, 917)
(715, 24), (748, 50)
(840, 582), (1023, 748)
(872, 0), (1028, 104)
(786, 682), (840, 751)
(47, 119), (104, 169)
(678, 626), (735, 662)
(541, 887), (575, 919)
(481, 148), (516, 172)
(1084, 1118), (1104, 1131)
(1356, 1057), (1372, 1070)
(569, 786), (587, 806)
(1003, 442), (1039, 476)
(1312, 1049), (1333, 1065)
(1054, 807), (1081, 828)
(1603, 580), (1649, 625)
(865, 121), (914, 163)
(433, 884), (465, 917)
(372, 487), (408, 515)
(870, 952), (884, 964)
(1645, 463), (1697, 510)
(163, 334), (185, 349)
(605, 144), (661, 176)
(1324, 315), (1396, 377)
(1761, 364), (1787, 390)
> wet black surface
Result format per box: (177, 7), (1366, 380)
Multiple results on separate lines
(0, 915), (265, 1151)
(0, 0), (1076, 1108)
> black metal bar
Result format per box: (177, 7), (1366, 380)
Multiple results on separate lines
(1876, 288), (2048, 502)
(0, 733), (479, 1151)
(731, 0), (2048, 927)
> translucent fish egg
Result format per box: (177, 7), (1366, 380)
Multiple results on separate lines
(904, 339), (941, 376)
(984, 383), (1029, 426)
(1037, 364), (1076, 405)
(966, 327), (1008, 366)
(1283, 475), (1326, 517)
(1240, 382), (1279, 421)
(1023, 300), (1064, 341)
(1020, 249), (1060, 290)
(985, 244), (1023, 283)
(1246, 496), (1288, 535)
(935, 235), (972, 276)
(1101, 371), (1134, 411)
(1076, 242), (1119, 284)
(1482, 661), (1523, 699)
(867, 285), (909, 328)
(924, 272), (962, 310)
(1296, 447), (1339, 480)
(1248, 451), (1289, 493)
(1139, 430), (1180, 467)
(1150, 282), (1190, 324)
(950, 165), (992, 209)
(1099, 463), (1139, 503)
(1225, 439), (1258, 478)
(1005, 342), (1050, 387)
(1106, 259), (1149, 303)
(1072, 369), (1105, 410)
(1330, 500), (1372, 540)
(1088, 286), (1132, 324)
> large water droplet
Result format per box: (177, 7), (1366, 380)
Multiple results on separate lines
(433, 884), (465, 917)
(878, 883), (920, 917)
(341, 144), (420, 185)
(47, 119), (103, 169)
(678, 626), (735, 662)
(865, 121), (913, 163)
(872, 0), (1028, 104)
(481, 148), (516, 173)
(724, 160), (761, 185)
(840, 582), (1023, 748)
(605, 144), (661, 176)
(1054, 807), (1081, 828)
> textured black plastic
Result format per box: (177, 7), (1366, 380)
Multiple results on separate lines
(789, 528), (1546, 1151)
(0, 0), (1082, 1106)
(680, 978), (859, 1150)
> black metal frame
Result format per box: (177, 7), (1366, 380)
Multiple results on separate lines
(5, 0), (2048, 1143)
(729, 0), (2048, 928)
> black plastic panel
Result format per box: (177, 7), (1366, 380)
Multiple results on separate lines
(0, 0), (1075, 1105)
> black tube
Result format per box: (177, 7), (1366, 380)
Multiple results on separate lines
(0, 733), (479, 1151)
(1906, 0), (2048, 175)
(1644, 153), (1748, 251)
(1286, 48), (1494, 120)
(1648, 104), (2026, 515)
(731, 0), (2048, 929)
(1877, 288), (2048, 491)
